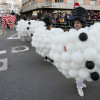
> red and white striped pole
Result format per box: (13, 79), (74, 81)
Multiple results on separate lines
(2, 14), (16, 29)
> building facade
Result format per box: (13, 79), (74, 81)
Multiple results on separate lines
(22, 0), (100, 18)
(0, 0), (22, 16)
(22, 0), (100, 11)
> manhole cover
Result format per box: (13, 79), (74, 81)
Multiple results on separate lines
(0, 62), (3, 67)
(15, 47), (25, 51)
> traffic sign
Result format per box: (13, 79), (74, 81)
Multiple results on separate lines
(74, 2), (80, 8)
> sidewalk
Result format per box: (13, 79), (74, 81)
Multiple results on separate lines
(0, 28), (4, 37)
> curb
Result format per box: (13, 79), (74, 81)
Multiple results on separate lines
(0, 28), (5, 37)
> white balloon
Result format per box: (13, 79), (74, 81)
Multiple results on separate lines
(68, 69), (78, 78)
(78, 69), (89, 79)
(75, 42), (86, 52)
(70, 62), (80, 69)
(62, 70), (68, 76)
(84, 48), (97, 61)
(67, 43), (75, 53)
(61, 62), (70, 71)
(95, 41), (100, 52)
(86, 37), (96, 47)
(95, 55), (100, 66)
(56, 44), (64, 53)
(54, 63), (61, 69)
(61, 52), (71, 62)
(53, 53), (61, 63)
(86, 66), (97, 73)
(86, 77), (92, 82)
(71, 52), (84, 64)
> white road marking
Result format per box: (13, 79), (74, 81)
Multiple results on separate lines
(11, 45), (29, 53)
(0, 50), (6, 55)
(7, 33), (20, 40)
(0, 58), (8, 71)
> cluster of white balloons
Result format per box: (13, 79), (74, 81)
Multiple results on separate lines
(16, 19), (45, 41)
(16, 19), (100, 82)
(31, 22), (100, 83)
(31, 27), (64, 57)
(49, 25), (100, 82)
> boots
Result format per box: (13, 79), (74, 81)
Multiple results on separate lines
(76, 82), (86, 97)
(77, 88), (84, 97)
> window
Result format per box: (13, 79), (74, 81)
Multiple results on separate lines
(55, 0), (63, 3)
(25, 3), (27, 7)
(78, 0), (84, 4)
(55, 0), (57, 2)
(67, 0), (74, 4)
(29, 1), (31, 5)
(60, 0), (63, 2)
(90, 1), (96, 5)
(32, 0), (35, 4)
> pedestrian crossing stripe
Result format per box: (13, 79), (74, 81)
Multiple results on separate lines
(0, 50), (6, 55)
(7, 33), (20, 40)
(11, 45), (29, 53)
(0, 58), (8, 71)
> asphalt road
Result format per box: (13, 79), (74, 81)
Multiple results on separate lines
(0, 28), (100, 100)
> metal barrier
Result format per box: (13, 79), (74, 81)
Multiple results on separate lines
(53, 19), (100, 29)
(53, 22), (71, 29)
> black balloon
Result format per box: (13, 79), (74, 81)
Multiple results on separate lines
(86, 61), (94, 69)
(79, 32), (88, 41)
(28, 22), (31, 25)
(91, 72), (99, 81)
(31, 34), (33, 36)
(27, 27), (30, 30)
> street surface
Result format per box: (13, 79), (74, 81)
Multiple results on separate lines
(0, 28), (100, 100)
(0, 28), (5, 37)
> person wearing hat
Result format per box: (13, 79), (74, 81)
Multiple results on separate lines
(42, 15), (53, 30)
(21, 15), (27, 21)
(64, 7), (88, 51)
(64, 7), (88, 97)
(42, 15), (54, 64)
(70, 6), (87, 29)
(35, 12), (53, 63)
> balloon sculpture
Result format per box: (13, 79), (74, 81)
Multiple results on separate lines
(16, 7), (100, 97)
(31, 22), (100, 97)
(16, 19), (45, 42)
(31, 23), (100, 82)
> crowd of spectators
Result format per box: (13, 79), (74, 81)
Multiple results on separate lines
(45, 9), (100, 27)
(31, 9), (100, 28)
(50, 12), (72, 25)
(87, 9), (100, 25)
